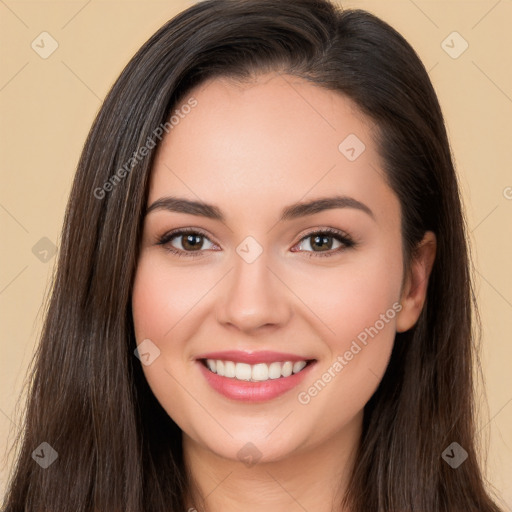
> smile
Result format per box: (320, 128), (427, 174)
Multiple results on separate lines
(195, 350), (317, 402)
(202, 359), (310, 382)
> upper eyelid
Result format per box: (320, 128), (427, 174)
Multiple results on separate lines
(160, 226), (352, 248)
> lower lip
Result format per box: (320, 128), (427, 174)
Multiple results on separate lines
(197, 360), (315, 402)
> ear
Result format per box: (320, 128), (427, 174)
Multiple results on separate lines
(396, 231), (437, 333)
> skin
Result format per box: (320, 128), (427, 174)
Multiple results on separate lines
(131, 72), (436, 512)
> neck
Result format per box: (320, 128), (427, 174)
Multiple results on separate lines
(183, 411), (362, 512)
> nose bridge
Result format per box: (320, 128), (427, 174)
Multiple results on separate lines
(215, 242), (291, 332)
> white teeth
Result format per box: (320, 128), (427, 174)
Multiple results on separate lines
(281, 361), (293, 377)
(252, 363), (268, 381)
(268, 362), (282, 379)
(224, 360), (236, 378)
(235, 363), (252, 381)
(293, 361), (307, 373)
(204, 359), (309, 382)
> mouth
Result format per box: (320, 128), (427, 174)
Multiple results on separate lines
(200, 358), (315, 382)
(195, 351), (317, 402)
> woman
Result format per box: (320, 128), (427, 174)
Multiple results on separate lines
(2, 0), (505, 510)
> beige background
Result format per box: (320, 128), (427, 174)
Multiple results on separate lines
(1, 0), (511, 507)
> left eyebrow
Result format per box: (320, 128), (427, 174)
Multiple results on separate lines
(145, 194), (375, 222)
(280, 195), (375, 221)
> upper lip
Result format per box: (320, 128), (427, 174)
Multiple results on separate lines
(195, 350), (315, 364)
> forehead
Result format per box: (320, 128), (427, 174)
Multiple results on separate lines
(148, 72), (396, 227)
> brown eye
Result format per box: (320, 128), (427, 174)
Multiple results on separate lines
(157, 227), (355, 259)
(157, 229), (216, 258)
(178, 233), (205, 251)
(293, 229), (355, 258)
(308, 234), (336, 251)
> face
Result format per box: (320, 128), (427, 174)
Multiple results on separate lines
(131, 72), (415, 464)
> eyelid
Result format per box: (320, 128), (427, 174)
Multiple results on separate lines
(293, 226), (352, 246)
(156, 226), (356, 258)
(291, 227), (355, 257)
(156, 227), (219, 255)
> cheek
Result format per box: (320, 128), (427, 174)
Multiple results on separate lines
(292, 242), (402, 411)
(131, 256), (199, 430)
(131, 256), (201, 392)
(291, 244), (403, 349)
(131, 255), (210, 343)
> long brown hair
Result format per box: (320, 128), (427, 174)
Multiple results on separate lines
(2, 0), (505, 510)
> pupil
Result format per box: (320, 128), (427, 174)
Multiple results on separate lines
(313, 235), (332, 251)
(184, 234), (202, 250)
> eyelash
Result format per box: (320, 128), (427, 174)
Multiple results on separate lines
(156, 227), (356, 259)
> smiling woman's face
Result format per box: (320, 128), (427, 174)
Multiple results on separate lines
(131, 72), (429, 464)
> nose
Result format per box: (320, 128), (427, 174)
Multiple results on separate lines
(215, 249), (292, 334)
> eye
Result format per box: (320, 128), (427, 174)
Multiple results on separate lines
(292, 228), (355, 258)
(156, 227), (356, 259)
(157, 228), (217, 258)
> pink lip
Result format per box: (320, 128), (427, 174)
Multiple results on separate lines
(195, 350), (311, 364)
(197, 359), (316, 402)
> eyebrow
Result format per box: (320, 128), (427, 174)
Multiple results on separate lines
(145, 194), (375, 222)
